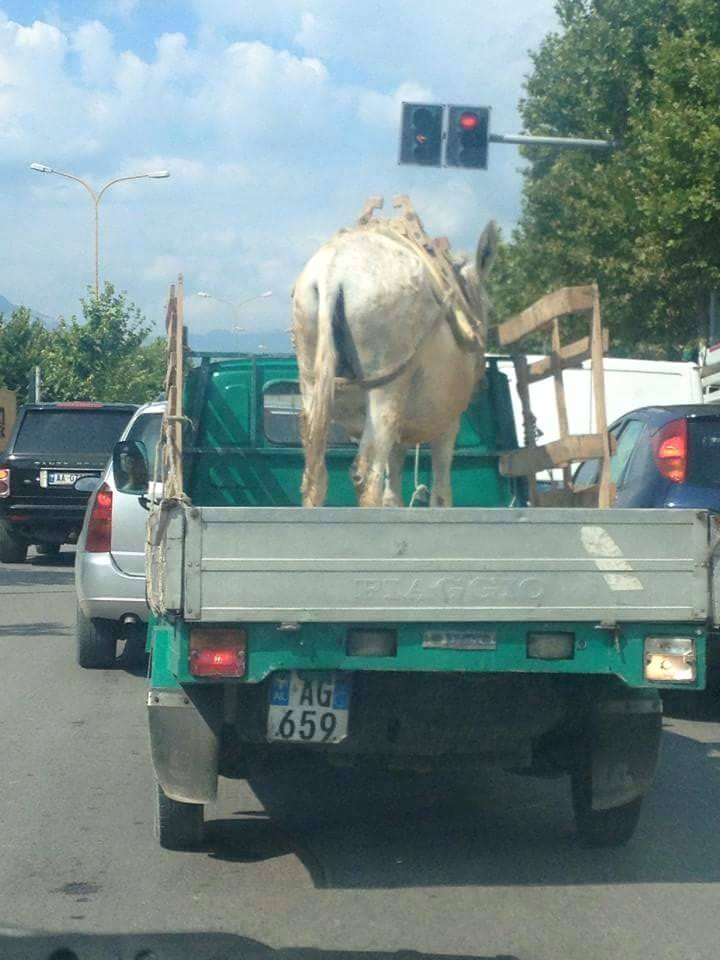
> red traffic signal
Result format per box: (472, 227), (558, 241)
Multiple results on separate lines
(446, 105), (490, 169)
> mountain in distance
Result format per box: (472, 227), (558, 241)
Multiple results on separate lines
(188, 326), (293, 353)
(0, 294), (17, 316)
(0, 293), (52, 325)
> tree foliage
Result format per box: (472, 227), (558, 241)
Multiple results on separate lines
(488, 0), (720, 358)
(0, 307), (49, 403)
(0, 285), (166, 405)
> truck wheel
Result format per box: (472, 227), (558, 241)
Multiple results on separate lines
(0, 525), (28, 563)
(571, 770), (643, 847)
(154, 781), (204, 850)
(76, 603), (117, 669)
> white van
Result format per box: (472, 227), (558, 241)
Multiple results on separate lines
(497, 356), (703, 478)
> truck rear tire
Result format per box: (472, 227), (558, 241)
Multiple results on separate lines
(76, 603), (117, 669)
(154, 781), (205, 850)
(571, 771), (643, 847)
(0, 525), (28, 563)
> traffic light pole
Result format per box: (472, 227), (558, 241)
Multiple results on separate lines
(489, 132), (616, 150)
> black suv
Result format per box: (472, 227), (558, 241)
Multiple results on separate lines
(0, 402), (136, 562)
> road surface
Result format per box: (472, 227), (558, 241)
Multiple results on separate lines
(1, 551), (719, 960)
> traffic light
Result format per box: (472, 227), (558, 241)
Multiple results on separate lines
(399, 102), (443, 167)
(445, 105), (490, 169)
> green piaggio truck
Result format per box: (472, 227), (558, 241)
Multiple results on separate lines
(137, 351), (713, 850)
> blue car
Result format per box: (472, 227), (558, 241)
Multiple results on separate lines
(574, 403), (720, 510)
(575, 403), (720, 708)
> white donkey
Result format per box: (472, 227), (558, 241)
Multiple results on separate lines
(292, 214), (498, 507)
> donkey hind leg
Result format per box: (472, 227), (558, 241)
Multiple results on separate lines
(383, 445), (407, 507)
(359, 384), (407, 508)
(351, 420), (374, 501)
(430, 421), (460, 508)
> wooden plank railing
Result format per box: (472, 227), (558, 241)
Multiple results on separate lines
(497, 283), (612, 508)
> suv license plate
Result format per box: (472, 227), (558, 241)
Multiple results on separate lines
(48, 472), (81, 486)
(267, 671), (351, 744)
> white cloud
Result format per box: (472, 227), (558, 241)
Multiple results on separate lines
(72, 20), (115, 86)
(0, 3), (556, 327)
(354, 81), (435, 128)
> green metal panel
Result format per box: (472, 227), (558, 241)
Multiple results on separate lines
(183, 354), (519, 508)
(148, 617), (707, 692)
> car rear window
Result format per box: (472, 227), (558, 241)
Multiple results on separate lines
(13, 409), (133, 456)
(688, 418), (720, 486)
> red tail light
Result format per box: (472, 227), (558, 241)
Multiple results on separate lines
(189, 628), (247, 677)
(653, 418), (688, 484)
(85, 482), (113, 552)
(190, 647), (245, 677)
(0, 467), (9, 498)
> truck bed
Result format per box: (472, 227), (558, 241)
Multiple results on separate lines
(161, 506), (713, 624)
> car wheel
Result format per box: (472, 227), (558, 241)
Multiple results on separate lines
(36, 542), (61, 557)
(76, 602), (118, 669)
(571, 768), (643, 847)
(0, 524), (28, 563)
(154, 781), (204, 850)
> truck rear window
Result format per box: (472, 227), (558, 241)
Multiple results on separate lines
(263, 382), (351, 446)
(13, 409), (133, 456)
(688, 418), (720, 486)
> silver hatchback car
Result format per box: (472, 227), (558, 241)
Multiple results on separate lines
(75, 400), (165, 668)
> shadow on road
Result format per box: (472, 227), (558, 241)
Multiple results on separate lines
(0, 932), (517, 960)
(0, 551), (75, 588)
(199, 723), (720, 889)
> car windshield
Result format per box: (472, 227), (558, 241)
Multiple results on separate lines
(12, 410), (133, 456)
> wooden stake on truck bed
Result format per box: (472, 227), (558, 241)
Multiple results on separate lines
(496, 283), (612, 507)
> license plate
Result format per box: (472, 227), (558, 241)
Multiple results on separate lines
(48, 472), (80, 486)
(267, 671), (351, 744)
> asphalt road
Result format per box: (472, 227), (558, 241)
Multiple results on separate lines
(1, 551), (719, 960)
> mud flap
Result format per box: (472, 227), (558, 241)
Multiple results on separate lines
(148, 688), (218, 804)
(590, 691), (662, 810)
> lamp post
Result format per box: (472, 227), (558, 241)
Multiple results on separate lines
(196, 290), (273, 334)
(30, 163), (170, 296)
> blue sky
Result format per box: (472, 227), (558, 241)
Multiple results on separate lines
(0, 0), (558, 340)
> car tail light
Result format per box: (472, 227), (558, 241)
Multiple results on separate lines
(0, 468), (9, 498)
(189, 628), (247, 678)
(85, 482), (113, 552)
(652, 418), (687, 483)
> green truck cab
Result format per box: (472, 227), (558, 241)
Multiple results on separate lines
(143, 352), (710, 850)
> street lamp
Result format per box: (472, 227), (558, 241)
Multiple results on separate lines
(196, 290), (273, 333)
(30, 162), (170, 296)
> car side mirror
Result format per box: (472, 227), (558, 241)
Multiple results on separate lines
(74, 475), (102, 494)
(113, 439), (151, 494)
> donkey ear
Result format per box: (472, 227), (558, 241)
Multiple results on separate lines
(476, 220), (499, 281)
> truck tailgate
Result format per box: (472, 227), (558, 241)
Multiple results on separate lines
(173, 507), (711, 623)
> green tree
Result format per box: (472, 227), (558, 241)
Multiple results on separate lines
(489, 0), (720, 358)
(0, 307), (50, 403)
(40, 283), (166, 403)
